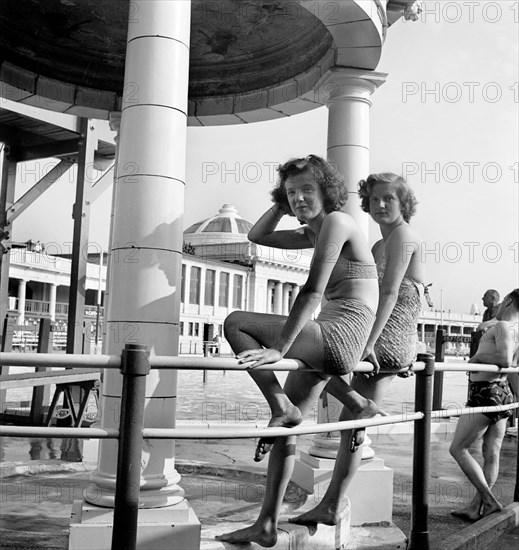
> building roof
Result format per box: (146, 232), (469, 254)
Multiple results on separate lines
(184, 204), (253, 244)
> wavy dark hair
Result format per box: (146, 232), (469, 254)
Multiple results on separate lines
(358, 173), (418, 223)
(271, 155), (348, 216)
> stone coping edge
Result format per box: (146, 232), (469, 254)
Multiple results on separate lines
(433, 502), (519, 550)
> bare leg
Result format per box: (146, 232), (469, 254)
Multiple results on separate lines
(216, 371), (328, 545)
(224, 311), (302, 424)
(457, 419), (507, 519)
(224, 311), (377, 461)
(290, 372), (395, 525)
(449, 413), (504, 521)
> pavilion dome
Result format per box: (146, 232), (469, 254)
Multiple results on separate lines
(183, 204), (253, 245)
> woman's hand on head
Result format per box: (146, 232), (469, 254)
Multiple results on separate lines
(236, 348), (283, 368)
(360, 345), (380, 376)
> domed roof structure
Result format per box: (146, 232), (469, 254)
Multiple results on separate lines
(184, 204), (253, 245)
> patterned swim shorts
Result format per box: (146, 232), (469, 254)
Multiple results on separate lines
(466, 379), (514, 423)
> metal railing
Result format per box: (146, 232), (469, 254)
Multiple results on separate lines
(0, 348), (518, 550)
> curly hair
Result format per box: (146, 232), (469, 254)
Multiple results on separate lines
(507, 288), (519, 309)
(270, 155), (348, 216)
(358, 173), (418, 223)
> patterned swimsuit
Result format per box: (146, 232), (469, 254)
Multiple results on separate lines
(374, 253), (424, 370)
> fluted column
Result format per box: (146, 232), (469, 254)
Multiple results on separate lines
(273, 282), (283, 315)
(17, 279), (26, 324)
(87, 0), (191, 509)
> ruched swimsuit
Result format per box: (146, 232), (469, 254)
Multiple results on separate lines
(374, 252), (424, 370)
(315, 256), (377, 375)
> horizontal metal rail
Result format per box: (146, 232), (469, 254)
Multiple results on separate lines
(141, 412), (422, 439)
(0, 425), (118, 438)
(0, 351), (121, 369)
(435, 362), (519, 373)
(0, 351), (427, 374)
(432, 402), (519, 419)
(0, 411), (422, 439)
(4, 402), (516, 440)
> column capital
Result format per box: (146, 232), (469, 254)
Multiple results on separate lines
(322, 68), (387, 105)
(108, 112), (122, 134)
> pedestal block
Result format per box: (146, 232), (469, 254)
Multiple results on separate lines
(69, 500), (201, 550)
(292, 452), (393, 525)
(201, 501), (351, 550)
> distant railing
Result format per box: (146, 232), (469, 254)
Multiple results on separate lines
(24, 299), (50, 314)
(8, 300), (103, 320)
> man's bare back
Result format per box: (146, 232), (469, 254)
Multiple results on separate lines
(469, 320), (518, 382)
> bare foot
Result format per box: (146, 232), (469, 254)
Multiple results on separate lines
(451, 507), (481, 522)
(254, 405), (302, 462)
(349, 399), (378, 453)
(254, 438), (275, 462)
(481, 501), (502, 518)
(289, 502), (348, 526)
(215, 523), (277, 547)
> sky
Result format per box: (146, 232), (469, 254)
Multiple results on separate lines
(8, 1), (519, 314)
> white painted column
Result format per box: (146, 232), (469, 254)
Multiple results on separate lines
(228, 274), (234, 310)
(49, 283), (57, 322)
(184, 263), (192, 305)
(273, 281), (283, 315)
(199, 267), (206, 311)
(282, 283), (291, 315)
(267, 280), (275, 313)
(312, 69), (386, 460)
(17, 279), (26, 324)
(326, 69), (386, 237)
(71, 2), (199, 549)
(289, 284), (300, 311)
(214, 270), (221, 308)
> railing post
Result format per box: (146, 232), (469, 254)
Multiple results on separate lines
(111, 344), (150, 550)
(408, 352), (434, 550)
(432, 329), (445, 411)
(30, 318), (52, 424)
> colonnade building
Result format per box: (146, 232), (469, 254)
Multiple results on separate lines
(6, 204), (480, 354)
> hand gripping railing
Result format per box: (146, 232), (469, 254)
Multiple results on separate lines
(1, 348), (518, 550)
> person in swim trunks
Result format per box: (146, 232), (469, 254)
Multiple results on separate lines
(449, 289), (519, 522)
(290, 172), (427, 528)
(216, 156), (379, 547)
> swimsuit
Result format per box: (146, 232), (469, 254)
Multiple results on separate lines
(374, 253), (424, 371)
(317, 298), (376, 375)
(315, 257), (377, 375)
(466, 379), (514, 423)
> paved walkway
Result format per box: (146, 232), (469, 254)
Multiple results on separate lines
(0, 424), (517, 549)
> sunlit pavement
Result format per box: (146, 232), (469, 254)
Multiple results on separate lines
(0, 425), (517, 549)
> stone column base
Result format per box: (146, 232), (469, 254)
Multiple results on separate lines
(69, 500), (201, 550)
(292, 452), (393, 525)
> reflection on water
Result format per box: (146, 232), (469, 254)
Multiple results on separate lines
(175, 367), (470, 421)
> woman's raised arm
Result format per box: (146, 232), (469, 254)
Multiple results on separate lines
(248, 203), (313, 250)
